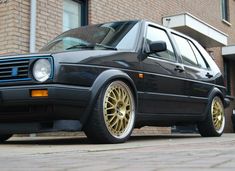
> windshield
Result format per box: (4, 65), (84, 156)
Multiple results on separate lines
(40, 21), (140, 52)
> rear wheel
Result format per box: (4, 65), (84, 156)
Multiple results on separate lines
(0, 134), (12, 143)
(84, 80), (135, 144)
(198, 96), (225, 137)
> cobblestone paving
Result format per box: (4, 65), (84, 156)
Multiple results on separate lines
(0, 134), (235, 171)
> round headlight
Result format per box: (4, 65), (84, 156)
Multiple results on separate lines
(33, 59), (51, 82)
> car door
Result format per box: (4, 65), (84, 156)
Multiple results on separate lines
(172, 33), (213, 115)
(141, 25), (188, 115)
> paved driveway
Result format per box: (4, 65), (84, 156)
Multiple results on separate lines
(1, 134), (235, 171)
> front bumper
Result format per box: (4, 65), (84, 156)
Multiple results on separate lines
(0, 84), (91, 122)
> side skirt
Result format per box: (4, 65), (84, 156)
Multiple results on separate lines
(135, 113), (205, 127)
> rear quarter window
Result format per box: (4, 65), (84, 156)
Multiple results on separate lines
(188, 41), (209, 69)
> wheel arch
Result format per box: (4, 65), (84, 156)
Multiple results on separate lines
(202, 87), (225, 120)
(81, 69), (138, 127)
(197, 87), (226, 137)
(208, 87), (225, 105)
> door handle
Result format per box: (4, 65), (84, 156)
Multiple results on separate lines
(174, 65), (185, 72)
(205, 72), (213, 78)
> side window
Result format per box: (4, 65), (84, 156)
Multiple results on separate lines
(146, 26), (176, 61)
(188, 41), (208, 69)
(173, 34), (198, 67)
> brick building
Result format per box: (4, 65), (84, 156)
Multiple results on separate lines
(0, 0), (235, 132)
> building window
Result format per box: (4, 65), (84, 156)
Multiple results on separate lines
(221, 0), (229, 21)
(224, 59), (231, 95)
(63, 0), (87, 31)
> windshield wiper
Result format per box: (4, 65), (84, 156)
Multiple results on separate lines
(66, 43), (117, 50)
(66, 44), (94, 50)
(94, 43), (117, 50)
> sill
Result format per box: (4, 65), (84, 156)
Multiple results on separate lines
(226, 95), (234, 100)
(222, 19), (232, 26)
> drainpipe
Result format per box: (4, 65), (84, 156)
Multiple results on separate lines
(30, 0), (37, 53)
(29, 0), (37, 138)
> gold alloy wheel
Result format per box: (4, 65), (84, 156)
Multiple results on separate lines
(103, 81), (135, 139)
(211, 97), (225, 134)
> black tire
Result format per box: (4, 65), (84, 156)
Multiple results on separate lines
(198, 96), (225, 137)
(84, 80), (135, 144)
(0, 134), (12, 143)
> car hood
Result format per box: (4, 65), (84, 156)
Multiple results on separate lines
(0, 50), (129, 64)
(51, 50), (123, 64)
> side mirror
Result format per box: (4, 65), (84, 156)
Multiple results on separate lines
(148, 41), (167, 54)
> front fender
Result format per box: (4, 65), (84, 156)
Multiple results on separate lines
(81, 69), (138, 126)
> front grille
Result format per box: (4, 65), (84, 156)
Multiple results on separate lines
(0, 58), (30, 82)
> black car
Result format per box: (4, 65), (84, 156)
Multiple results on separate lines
(0, 20), (230, 143)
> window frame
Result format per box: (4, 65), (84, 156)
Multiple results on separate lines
(188, 40), (210, 70)
(221, 0), (230, 22)
(63, 0), (88, 31)
(172, 33), (211, 70)
(172, 33), (199, 67)
(145, 25), (177, 62)
(79, 0), (88, 26)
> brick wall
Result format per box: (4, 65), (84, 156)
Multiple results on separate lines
(0, 0), (12, 54)
(0, 0), (30, 55)
(0, 0), (63, 54)
(36, 0), (63, 51)
(88, 0), (235, 50)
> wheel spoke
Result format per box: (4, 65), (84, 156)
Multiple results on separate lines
(124, 95), (129, 104)
(125, 108), (131, 116)
(106, 106), (115, 111)
(107, 100), (115, 107)
(118, 88), (122, 100)
(106, 114), (116, 123)
(122, 90), (127, 101)
(122, 119), (126, 130)
(114, 88), (121, 100)
(111, 90), (118, 100)
(118, 119), (123, 132)
(118, 88), (123, 100)
(108, 95), (116, 101)
(123, 116), (128, 124)
(111, 118), (119, 129)
(214, 119), (219, 127)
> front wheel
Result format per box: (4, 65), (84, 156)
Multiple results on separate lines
(84, 80), (136, 144)
(198, 96), (225, 137)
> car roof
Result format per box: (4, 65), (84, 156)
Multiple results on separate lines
(100, 19), (200, 45)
